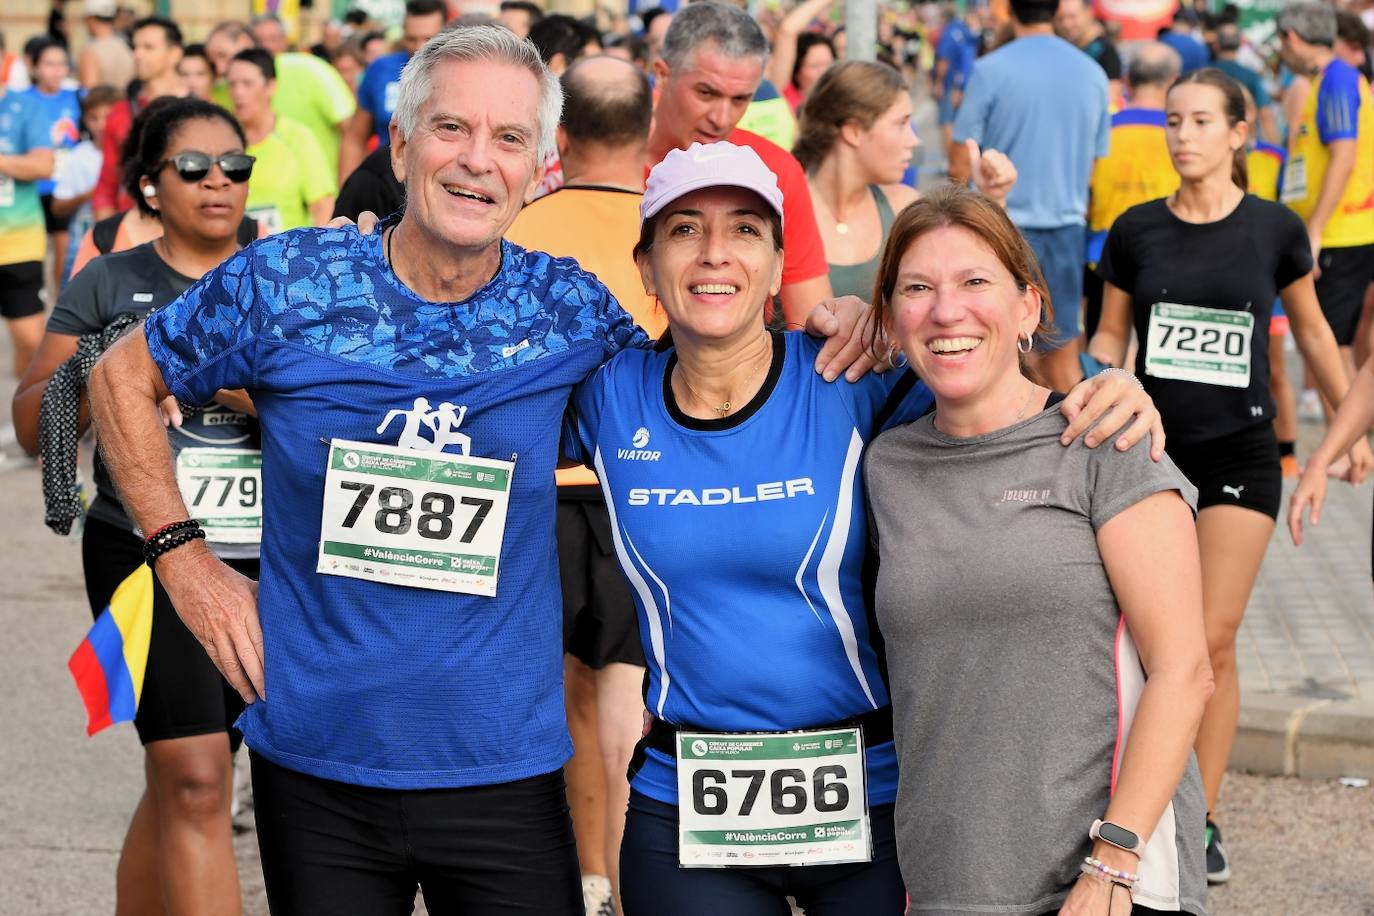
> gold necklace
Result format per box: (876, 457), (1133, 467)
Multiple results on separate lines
(677, 346), (772, 417)
(812, 182), (853, 235)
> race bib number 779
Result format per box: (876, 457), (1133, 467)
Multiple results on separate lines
(316, 439), (514, 596)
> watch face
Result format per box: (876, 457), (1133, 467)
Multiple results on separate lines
(1099, 822), (1139, 850)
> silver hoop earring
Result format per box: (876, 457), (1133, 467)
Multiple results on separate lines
(1017, 331), (1034, 354)
(885, 342), (909, 370)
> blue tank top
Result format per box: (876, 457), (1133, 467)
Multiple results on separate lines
(565, 331), (933, 806)
(143, 225), (649, 789)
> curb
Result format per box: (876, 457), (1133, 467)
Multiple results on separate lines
(1230, 694), (1374, 780)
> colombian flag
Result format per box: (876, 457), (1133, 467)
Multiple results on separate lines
(67, 564), (154, 736)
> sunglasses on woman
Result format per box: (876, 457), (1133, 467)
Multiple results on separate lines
(157, 151), (256, 183)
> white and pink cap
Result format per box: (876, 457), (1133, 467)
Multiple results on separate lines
(641, 141), (785, 227)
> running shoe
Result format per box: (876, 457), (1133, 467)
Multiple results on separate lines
(1280, 454), (1301, 479)
(1205, 818), (1231, 884)
(1298, 389), (1324, 423)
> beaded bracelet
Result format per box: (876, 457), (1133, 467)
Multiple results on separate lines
(145, 518), (199, 544)
(143, 520), (206, 564)
(1083, 856), (1139, 884)
(1080, 862), (1135, 887)
(1098, 366), (1145, 391)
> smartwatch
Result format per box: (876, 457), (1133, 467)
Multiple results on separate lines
(1090, 819), (1142, 855)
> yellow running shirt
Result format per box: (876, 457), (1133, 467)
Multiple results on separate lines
(244, 117), (336, 234)
(1248, 141), (1286, 202)
(1086, 108), (1179, 265)
(1283, 58), (1374, 248)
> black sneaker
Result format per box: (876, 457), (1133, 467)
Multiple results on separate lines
(1205, 818), (1231, 884)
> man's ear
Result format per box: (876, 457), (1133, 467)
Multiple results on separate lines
(389, 119), (407, 185)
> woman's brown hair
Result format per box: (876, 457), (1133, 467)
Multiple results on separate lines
(1168, 67), (1249, 191)
(869, 183), (1055, 359)
(793, 60), (907, 173)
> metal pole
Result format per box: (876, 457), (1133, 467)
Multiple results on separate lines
(845, 0), (877, 61)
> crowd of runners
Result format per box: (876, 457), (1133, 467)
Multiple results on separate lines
(3, 0), (1373, 913)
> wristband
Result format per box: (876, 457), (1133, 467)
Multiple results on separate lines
(143, 520), (206, 564)
(145, 519), (198, 543)
(1090, 819), (1143, 856)
(1098, 367), (1144, 391)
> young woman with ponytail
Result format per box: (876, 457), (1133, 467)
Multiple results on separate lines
(1087, 67), (1372, 885)
(794, 59), (1016, 301)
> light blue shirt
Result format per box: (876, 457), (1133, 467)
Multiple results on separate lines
(953, 34), (1109, 230)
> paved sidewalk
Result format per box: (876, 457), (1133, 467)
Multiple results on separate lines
(1232, 420), (1374, 779)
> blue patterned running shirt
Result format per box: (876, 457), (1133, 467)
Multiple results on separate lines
(564, 331), (933, 806)
(144, 225), (647, 789)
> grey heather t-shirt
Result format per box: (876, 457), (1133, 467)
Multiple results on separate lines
(865, 405), (1207, 916)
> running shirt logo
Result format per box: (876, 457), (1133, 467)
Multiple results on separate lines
(1000, 488), (1052, 504)
(376, 397), (472, 454)
(617, 426), (661, 462)
(626, 478), (815, 506)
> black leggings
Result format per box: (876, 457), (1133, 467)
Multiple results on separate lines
(619, 791), (906, 916)
(250, 753), (583, 915)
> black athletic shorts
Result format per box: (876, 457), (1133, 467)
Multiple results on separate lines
(558, 494), (645, 669)
(1166, 423), (1282, 520)
(250, 753), (582, 916)
(1314, 243), (1374, 345)
(81, 516), (255, 748)
(0, 261), (44, 319)
(620, 792), (905, 916)
(40, 192), (72, 234)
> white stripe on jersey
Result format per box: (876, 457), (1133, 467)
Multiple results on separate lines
(795, 509), (831, 624)
(816, 429), (879, 709)
(596, 445), (673, 717)
(1113, 617), (1183, 909)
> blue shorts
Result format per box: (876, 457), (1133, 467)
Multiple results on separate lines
(1023, 224), (1086, 350)
(938, 93), (958, 125)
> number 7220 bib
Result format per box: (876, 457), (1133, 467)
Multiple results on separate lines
(1145, 302), (1254, 389)
(316, 439), (514, 596)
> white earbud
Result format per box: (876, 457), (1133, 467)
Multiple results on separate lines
(142, 185), (156, 198)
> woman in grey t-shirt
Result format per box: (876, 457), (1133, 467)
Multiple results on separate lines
(864, 185), (1213, 916)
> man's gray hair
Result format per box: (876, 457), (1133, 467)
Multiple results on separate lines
(1126, 42), (1182, 88)
(660, 2), (768, 71)
(393, 25), (563, 160)
(1276, 2), (1337, 47)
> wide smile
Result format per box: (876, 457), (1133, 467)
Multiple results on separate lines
(926, 336), (983, 359)
(442, 183), (496, 205)
(687, 281), (740, 303)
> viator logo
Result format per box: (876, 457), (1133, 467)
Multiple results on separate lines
(618, 426), (661, 462)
